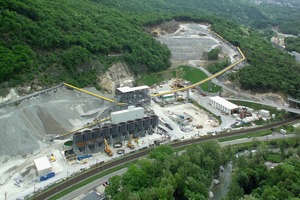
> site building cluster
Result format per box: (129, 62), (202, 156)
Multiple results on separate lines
(30, 84), (277, 183)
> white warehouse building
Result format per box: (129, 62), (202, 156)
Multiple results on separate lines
(209, 96), (238, 115)
(34, 157), (52, 176)
(111, 106), (144, 124)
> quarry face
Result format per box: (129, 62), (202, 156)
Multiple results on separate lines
(155, 23), (239, 65)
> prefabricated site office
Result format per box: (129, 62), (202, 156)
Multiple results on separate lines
(209, 96), (238, 115)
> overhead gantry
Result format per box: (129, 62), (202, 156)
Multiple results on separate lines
(63, 82), (125, 106)
(150, 47), (246, 97)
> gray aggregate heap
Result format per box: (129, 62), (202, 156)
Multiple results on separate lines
(0, 87), (112, 156)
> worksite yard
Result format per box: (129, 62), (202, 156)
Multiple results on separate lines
(0, 132), (165, 200)
(0, 22), (284, 200)
(0, 97), (225, 200)
(153, 103), (219, 137)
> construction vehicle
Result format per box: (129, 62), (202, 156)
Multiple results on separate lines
(50, 154), (56, 162)
(127, 135), (135, 150)
(104, 138), (113, 157)
(134, 137), (139, 144)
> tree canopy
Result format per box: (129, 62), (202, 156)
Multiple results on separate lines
(226, 139), (300, 200)
(106, 142), (230, 200)
(1, 0), (299, 98)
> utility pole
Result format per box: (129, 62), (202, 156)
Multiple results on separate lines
(4, 192), (7, 200)
(236, 69), (241, 107)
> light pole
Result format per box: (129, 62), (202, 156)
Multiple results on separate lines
(34, 186), (36, 196)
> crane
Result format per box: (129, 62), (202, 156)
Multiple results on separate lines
(127, 135), (135, 150)
(104, 138), (113, 157)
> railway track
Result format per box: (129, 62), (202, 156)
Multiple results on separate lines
(33, 116), (299, 200)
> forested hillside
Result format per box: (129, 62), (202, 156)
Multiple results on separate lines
(1, 0), (299, 98)
(247, 0), (300, 35)
(0, 0), (171, 87)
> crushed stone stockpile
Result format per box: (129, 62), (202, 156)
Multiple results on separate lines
(0, 87), (112, 156)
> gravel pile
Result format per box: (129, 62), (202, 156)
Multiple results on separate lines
(0, 87), (112, 156)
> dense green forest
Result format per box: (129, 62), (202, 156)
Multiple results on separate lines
(226, 138), (300, 200)
(207, 60), (230, 74)
(254, 2), (300, 35)
(1, 0), (300, 98)
(0, 0), (171, 87)
(285, 37), (300, 53)
(105, 142), (231, 199)
(105, 137), (300, 199)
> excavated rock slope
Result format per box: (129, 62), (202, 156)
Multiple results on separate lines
(99, 62), (135, 94)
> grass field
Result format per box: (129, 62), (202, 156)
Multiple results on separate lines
(217, 130), (272, 142)
(136, 65), (221, 93)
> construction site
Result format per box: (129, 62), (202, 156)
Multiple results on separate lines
(0, 23), (297, 200)
(0, 78), (281, 200)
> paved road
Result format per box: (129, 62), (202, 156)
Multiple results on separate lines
(220, 133), (296, 147)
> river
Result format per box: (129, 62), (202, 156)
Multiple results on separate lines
(211, 162), (233, 200)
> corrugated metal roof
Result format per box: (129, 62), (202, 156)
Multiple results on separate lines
(117, 85), (149, 93)
(209, 96), (238, 110)
(34, 157), (52, 171)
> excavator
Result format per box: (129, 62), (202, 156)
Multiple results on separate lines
(104, 138), (113, 157)
(127, 135), (135, 150)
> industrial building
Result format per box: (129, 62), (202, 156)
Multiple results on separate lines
(209, 96), (238, 114)
(72, 115), (159, 156)
(161, 94), (175, 102)
(111, 106), (144, 124)
(34, 157), (52, 176)
(115, 85), (150, 106)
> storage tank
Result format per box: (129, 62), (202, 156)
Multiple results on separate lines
(83, 130), (93, 141)
(119, 122), (127, 135)
(73, 132), (83, 144)
(110, 124), (119, 137)
(135, 119), (143, 130)
(143, 117), (151, 130)
(64, 141), (73, 151)
(78, 146), (85, 152)
(127, 120), (135, 133)
(102, 126), (110, 138)
(88, 142), (95, 149)
(151, 115), (159, 128)
(92, 128), (101, 139)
